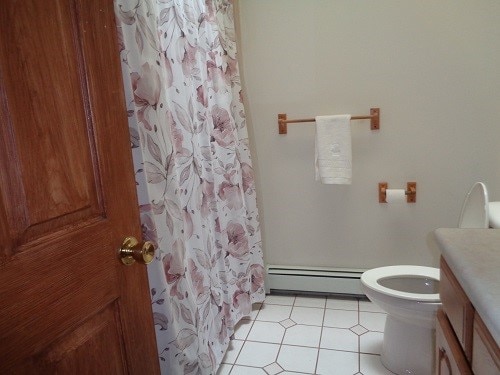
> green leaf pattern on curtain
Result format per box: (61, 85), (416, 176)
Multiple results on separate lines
(115, 0), (265, 373)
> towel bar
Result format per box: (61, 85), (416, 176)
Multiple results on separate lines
(278, 107), (380, 134)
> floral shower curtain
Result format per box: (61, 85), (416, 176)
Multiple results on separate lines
(114, 1), (265, 374)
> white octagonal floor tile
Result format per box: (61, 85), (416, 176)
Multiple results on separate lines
(257, 304), (293, 322)
(277, 345), (318, 374)
(316, 349), (359, 375)
(294, 295), (326, 308)
(283, 324), (321, 347)
(235, 341), (280, 367)
(323, 308), (358, 328)
(247, 321), (285, 344)
(290, 306), (324, 326)
(230, 365), (267, 374)
(321, 327), (359, 352)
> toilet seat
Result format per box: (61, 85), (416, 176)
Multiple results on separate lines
(361, 265), (440, 302)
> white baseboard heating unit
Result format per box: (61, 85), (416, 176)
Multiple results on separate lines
(265, 265), (367, 297)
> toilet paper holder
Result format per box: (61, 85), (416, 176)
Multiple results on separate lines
(379, 182), (417, 203)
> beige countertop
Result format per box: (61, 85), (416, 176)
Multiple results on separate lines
(434, 228), (500, 345)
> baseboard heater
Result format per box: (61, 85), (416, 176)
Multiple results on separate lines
(265, 265), (367, 297)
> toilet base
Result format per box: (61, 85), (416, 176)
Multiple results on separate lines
(381, 315), (435, 375)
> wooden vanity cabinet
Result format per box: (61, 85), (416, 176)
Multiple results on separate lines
(440, 258), (474, 361)
(472, 314), (500, 375)
(436, 309), (472, 374)
(437, 257), (500, 375)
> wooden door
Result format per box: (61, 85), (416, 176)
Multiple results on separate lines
(0, 1), (160, 374)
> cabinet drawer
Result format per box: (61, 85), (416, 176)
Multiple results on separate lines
(440, 257), (474, 361)
(436, 309), (472, 375)
(472, 314), (500, 375)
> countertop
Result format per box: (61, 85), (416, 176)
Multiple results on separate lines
(434, 228), (500, 346)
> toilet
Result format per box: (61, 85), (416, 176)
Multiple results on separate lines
(361, 182), (490, 375)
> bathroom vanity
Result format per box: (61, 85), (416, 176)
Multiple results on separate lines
(434, 228), (500, 374)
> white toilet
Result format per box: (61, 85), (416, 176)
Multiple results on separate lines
(361, 182), (490, 375)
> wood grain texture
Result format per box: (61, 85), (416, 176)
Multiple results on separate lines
(440, 257), (474, 361)
(436, 309), (472, 375)
(472, 314), (500, 375)
(0, 0), (159, 373)
(0, 1), (98, 232)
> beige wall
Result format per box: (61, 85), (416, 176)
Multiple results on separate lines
(236, 1), (500, 269)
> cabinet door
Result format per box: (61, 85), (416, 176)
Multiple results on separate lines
(436, 309), (472, 375)
(440, 257), (474, 361)
(472, 314), (500, 375)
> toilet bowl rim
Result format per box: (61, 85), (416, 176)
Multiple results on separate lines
(361, 265), (440, 302)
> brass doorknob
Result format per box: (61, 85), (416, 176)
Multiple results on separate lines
(119, 237), (155, 265)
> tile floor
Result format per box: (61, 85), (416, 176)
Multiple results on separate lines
(216, 294), (395, 375)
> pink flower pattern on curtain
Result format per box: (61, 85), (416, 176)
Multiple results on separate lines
(114, 1), (265, 373)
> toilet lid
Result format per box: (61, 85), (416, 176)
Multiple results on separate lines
(361, 265), (440, 302)
(458, 182), (489, 228)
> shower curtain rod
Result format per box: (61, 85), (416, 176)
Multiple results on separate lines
(278, 107), (380, 134)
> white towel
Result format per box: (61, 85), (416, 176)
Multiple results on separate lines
(315, 115), (352, 184)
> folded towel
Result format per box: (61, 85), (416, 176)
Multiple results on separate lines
(315, 115), (352, 184)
